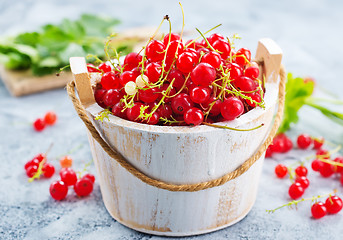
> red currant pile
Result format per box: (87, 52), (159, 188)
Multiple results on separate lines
(269, 132), (343, 219)
(33, 111), (57, 132)
(24, 153), (55, 179)
(89, 32), (264, 126)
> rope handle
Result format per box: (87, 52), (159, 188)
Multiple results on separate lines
(67, 38), (285, 192)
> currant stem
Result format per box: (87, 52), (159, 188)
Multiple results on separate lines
(266, 190), (338, 213)
(202, 122), (264, 131)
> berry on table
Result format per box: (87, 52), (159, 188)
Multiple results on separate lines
(288, 182), (305, 200)
(297, 134), (312, 149)
(42, 163), (55, 178)
(325, 196), (343, 214)
(311, 202), (327, 219)
(313, 137), (324, 149)
(44, 111), (57, 125)
(82, 173), (95, 184)
(60, 168), (78, 186)
(33, 118), (46, 132)
(295, 176), (310, 189)
(295, 166), (308, 177)
(311, 159), (323, 172)
(50, 180), (68, 201)
(74, 178), (94, 197)
(274, 164), (288, 178)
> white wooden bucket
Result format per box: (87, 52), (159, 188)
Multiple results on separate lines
(69, 38), (283, 236)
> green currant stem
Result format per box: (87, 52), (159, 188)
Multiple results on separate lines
(195, 28), (218, 52)
(266, 190), (338, 213)
(95, 109), (112, 122)
(76, 159), (94, 179)
(185, 24), (222, 48)
(202, 122), (264, 131)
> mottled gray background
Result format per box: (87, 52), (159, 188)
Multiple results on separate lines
(1, 0), (343, 239)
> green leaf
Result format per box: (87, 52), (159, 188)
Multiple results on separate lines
(78, 14), (120, 37)
(38, 56), (60, 67)
(58, 43), (87, 64)
(14, 32), (40, 47)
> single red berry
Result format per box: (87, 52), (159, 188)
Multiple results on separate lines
(123, 52), (142, 71)
(139, 87), (159, 103)
(167, 69), (185, 91)
(311, 202), (327, 219)
(274, 164), (288, 178)
(50, 180), (68, 201)
(325, 196), (343, 214)
(74, 178), (94, 197)
(295, 166), (308, 177)
(33, 118), (46, 132)
(111, 102), (127, 119)
(212, 39), (231, 59)
(103, 89), (123, 107)
(176, 52), (196, 73)
(126, 102), (144, 122)
(207, 33), (225, 45)
(245, 92), (262, 108)
(25, 159), (39, 170)
(244, 66), (260, 79)
(189, 86), (211, 104)
(145, 62), (162, 83)
(146, 111), (160, 125)
(120, 71), (136, 86)
(191, 63), (216, 86)
(165, 40), (184, 60)
(297, 134), (312, 149)
(288, 182), (305, 200)
(171, 93), (194, 115)
(101, 72), (120, 90)
(235, 48), (251, 66)
(82, 173), (95, 183)
(184, 108), (204, 126)
(98, 63), (112, 73)
(319, 162), (334, 178)
(271, 137), (285, 153)
(42, 163), (55, 178)
(295, 176), (310, 189)
(311, 159), (324, 172)
(60, 168), (77, 186)
(201, 51), (222, 69)
(283, 137), (293, 153)
(234, 76), (257, 92)
(227, 63), (243, 80)
(156, 104), (173, 119)
(221, 97), (244, 120)
(44, 111), (57, 125)
(26, 165), (38, 178)
(313, 137), (324, 149)
(163, 33), (181, 46)
(87, 63), (100, 73)
(94, 89), (107, 108)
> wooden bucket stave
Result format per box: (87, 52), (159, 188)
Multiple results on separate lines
(69, 38), (283, 236)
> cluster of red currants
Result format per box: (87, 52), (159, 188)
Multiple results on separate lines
(33, 111), (57, 132)
(24, 153), (55, 178)
(50, 168), (95, 201)
(89, 32), (263, 126)
(272, 133), (343, 219)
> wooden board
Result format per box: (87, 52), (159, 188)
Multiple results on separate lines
(0, 27), (162, 97)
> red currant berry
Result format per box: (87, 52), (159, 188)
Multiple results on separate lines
(60, 168), (77, 186)
(316, 149), (329, 158)
(189, 86), (211, 104)
(50, 180), (68, 201)
(139, 87), (159, 103)
(244, 66), (260, 79)
(185, 39), (196, 49)
(26, 165), (38, 178)
(167, 69), (185, 91)
(184, 48), (199, 61)
(311, 202), (327, 219)
(227, 63), (243, 80)
(313, 137), (324, 149)
(123, 52), (142, 71)
(212, 39), (231, 59)
(146, 40), (165, 62)
(325, 196), (343, 214)
(74, 178), (94, 197)
(33, 118), (46, 132)
(191, 63), (216, 86)
(146, 112), (160, 125)
(283, 136), (293, 153)
(235, 48), (251, 66)
(207, 33), (225, 45)
(275, 164), (288, 178)
(201, 51), (222, 69)
(103, 89), (123, 107)
(295, 176), (310, 189)
(101, 72), (120, 90)
(288, 182), (305, 200)
(87, 63), (100, 73)
(197, 47), (210, 56)
(221, 97), (244, 120)
(297, 134), (312, 149)
(112, 102), (127, 119)
(234, 76), (257, 91)
(145, 62), (162, 83)
(120, 71), (136, 86)
(44, 111), (57, 125)
(163, 33), (181, 46)
(311, 159), (324, 172)
(295, 166), (308, 177)
(126, 102), (144, 121)
(94, 89), (107, 108)
(60, 155), (73, 168)
(25, 159), (39, 170)
(319, 162), (334, 178)
(245, 92), (262, 108)
(156, 104), (173, 118)
(98, 62), (112, 73)
(334, 157), (343, 173)
(265, 145), (273, 158)
(42, 163), (55, 178)
(33, 153), (46, 162)
(271, 137), (285, 153)
(165, 40), (184, 60)
(184, 108), (204, 126)
(82, 173), (95, 183)
(176, 52), (196, 73)
(171, 93), (194, 115)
